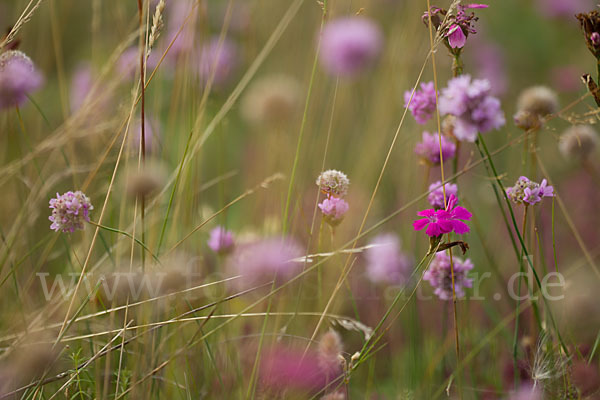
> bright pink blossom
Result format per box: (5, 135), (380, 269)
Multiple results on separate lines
(413, 194), (471, 237)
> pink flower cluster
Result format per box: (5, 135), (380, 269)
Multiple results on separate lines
(49, 191), (93, 233)
(413, 194), (471, 237)
(414, 131), (456, 165)
(404, 81), (437, 124)
(424, 252), (474, 300)
(207, 226), (235, 254)
(506, 176), (554, 206)
(427, 181), (458, 209)
(438, 75), (505, 142)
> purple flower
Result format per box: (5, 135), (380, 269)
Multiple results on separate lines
(207, 226), (234, 254)
(319, 17), (383, 77)
(424, 252), (474, 300)
(523, 179), (554, 205)
(506, 176), (554, 206)
(0, 50), (43, 109)
(49, 191), (93, 233)
(414, 131), (456, 165)
(198, 37), (238, 86)
(365, 233), (412, 285)
(318, 196), (349, 226)
(404, 81), (437, 124)
(227, 238), (303, 286)
(413, 194), (471, 237)
(427, 181), (458, 209)
(438, 75), (505, 142)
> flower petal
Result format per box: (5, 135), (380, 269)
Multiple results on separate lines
(413, 218), (429, 231)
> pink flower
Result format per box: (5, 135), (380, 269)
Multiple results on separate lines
(260, 346), (342, 395)
(0, 50), (43, 109)
(318, 196), (349, 221)
(447, 24), (467, 48)
(424, 252), (474, 300)
(365, 233), (412, 284)
(404, 81), (437, 124)
(507, 176), (554, 206)
(319, 17), (383, 77)
(227, 238), (303, 286)
(413, 194), (471, 237)
(427, 181), (458, 209)
(207, 226), (234, 254)
(49, 191), (93, 233)
(414, 131), (456, 165)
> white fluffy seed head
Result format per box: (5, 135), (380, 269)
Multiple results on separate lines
(559, 125), (598, 161)
(517, 86), (559, 116)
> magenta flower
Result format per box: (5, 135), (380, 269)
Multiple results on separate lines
(506, 176), (554, 206)
(365, 233), (412, 285)
(427, 181), (458, 209)
(318, 196), (349, 226)
(207, 226), (234, 254)
(438, 75), (505, 142)
(415, 131), (456, 165)
(424, 252), (474, 300)
(413, 194), (471, 237)
(198, 37), (238, 86)
(49, 191), (93, 233)
(0, 50), (43, 109)
(447, 24), (467, 48)
(319, 17), (383, 77)
(404, 81), (437, 124)
(425, 4), (488, 49)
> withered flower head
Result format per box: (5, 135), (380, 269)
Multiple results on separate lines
(577, 11), (600, 57)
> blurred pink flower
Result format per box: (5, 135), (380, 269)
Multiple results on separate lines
(0, 50), (43, 109)
(506, 384), (541, 400)
(207, 226), (234, 254)
(427, 181), (458, 209)
(365, 233), (412, 284)
(414, 131), (456, 165)
(117, 47), (160, 79)
(404, 81), (437, 124)
(536, 0), (594, 19)
(319, 17), (383, 77)
(227, 238), (303, 286)
(198, 37), (238, 86)
(260, 346), (342, 395)
(424, 252), (474, 300)
(70, 63), (93, 113)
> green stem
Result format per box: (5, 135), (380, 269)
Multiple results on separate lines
(282, 13), (326, 234)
